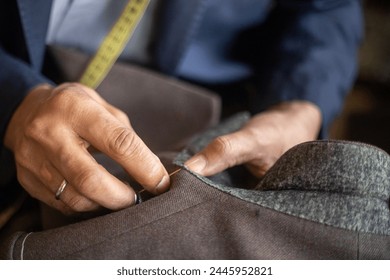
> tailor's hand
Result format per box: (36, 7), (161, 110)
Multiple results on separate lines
(185, 101), (322, 177)
(4, 83), (170, 214)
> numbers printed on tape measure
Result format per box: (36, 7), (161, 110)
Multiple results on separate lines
(79, 0), (150, 89)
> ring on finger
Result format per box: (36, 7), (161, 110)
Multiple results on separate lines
(55, 179), (68, 200)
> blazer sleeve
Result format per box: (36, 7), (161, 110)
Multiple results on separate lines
(250, 0), (363, 137)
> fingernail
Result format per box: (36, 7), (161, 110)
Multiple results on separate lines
(155, 174), (170, 194)
(185, 155), (207, 174)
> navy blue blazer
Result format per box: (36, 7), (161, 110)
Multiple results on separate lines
(0, 0), (362, 189)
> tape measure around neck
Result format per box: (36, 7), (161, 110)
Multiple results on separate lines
(79, 0), (150, 89)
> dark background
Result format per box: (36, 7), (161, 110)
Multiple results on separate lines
(330, 0), (390, 152)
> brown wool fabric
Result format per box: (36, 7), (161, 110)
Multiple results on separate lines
(2, 168), (389, 260)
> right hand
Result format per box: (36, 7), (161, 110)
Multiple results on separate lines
(4, 83), (170, 214)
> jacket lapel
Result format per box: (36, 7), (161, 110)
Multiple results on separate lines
(154, 0), (210, 75)
(16, 0), (52, 70)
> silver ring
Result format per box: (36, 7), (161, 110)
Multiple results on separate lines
(55, 180), (68, 200)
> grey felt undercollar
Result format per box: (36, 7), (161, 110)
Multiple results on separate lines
(174, 113), (390, 235)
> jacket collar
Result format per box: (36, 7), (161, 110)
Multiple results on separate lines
(154, 0), (210, 75)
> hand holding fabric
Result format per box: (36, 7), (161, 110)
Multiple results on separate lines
(185, 101), (322, 177)
(4, 83), (170, 214)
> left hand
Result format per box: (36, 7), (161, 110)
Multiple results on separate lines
(185, 101), (322, 177)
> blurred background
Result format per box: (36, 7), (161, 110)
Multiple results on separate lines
(330, 0), (390, 152)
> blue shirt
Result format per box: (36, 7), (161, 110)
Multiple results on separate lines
(47, 0), (160, 66)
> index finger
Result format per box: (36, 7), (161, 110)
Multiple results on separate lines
(73, 97), (170, 194)
(184, 130), (256, 176)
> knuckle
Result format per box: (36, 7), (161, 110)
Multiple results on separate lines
(25, 117), (47, 141)
(55, 82), (84, 94)
(209, 135), (243, 169)
(108, 127), (140, 158)
(50, 88), (72, 105)
(25, 114), (67, 146)
(73, 167), (100, 195)
(50, 83), (88, 108)
(213, 135), (233, 155)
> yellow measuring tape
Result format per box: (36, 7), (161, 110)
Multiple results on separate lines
(79, 0), (150, 89)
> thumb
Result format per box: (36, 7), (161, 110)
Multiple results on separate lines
(184, 132), (254, 176)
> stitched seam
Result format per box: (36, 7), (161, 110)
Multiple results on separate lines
(60, 196), (217, 258)
(20, 232), (33, 260)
